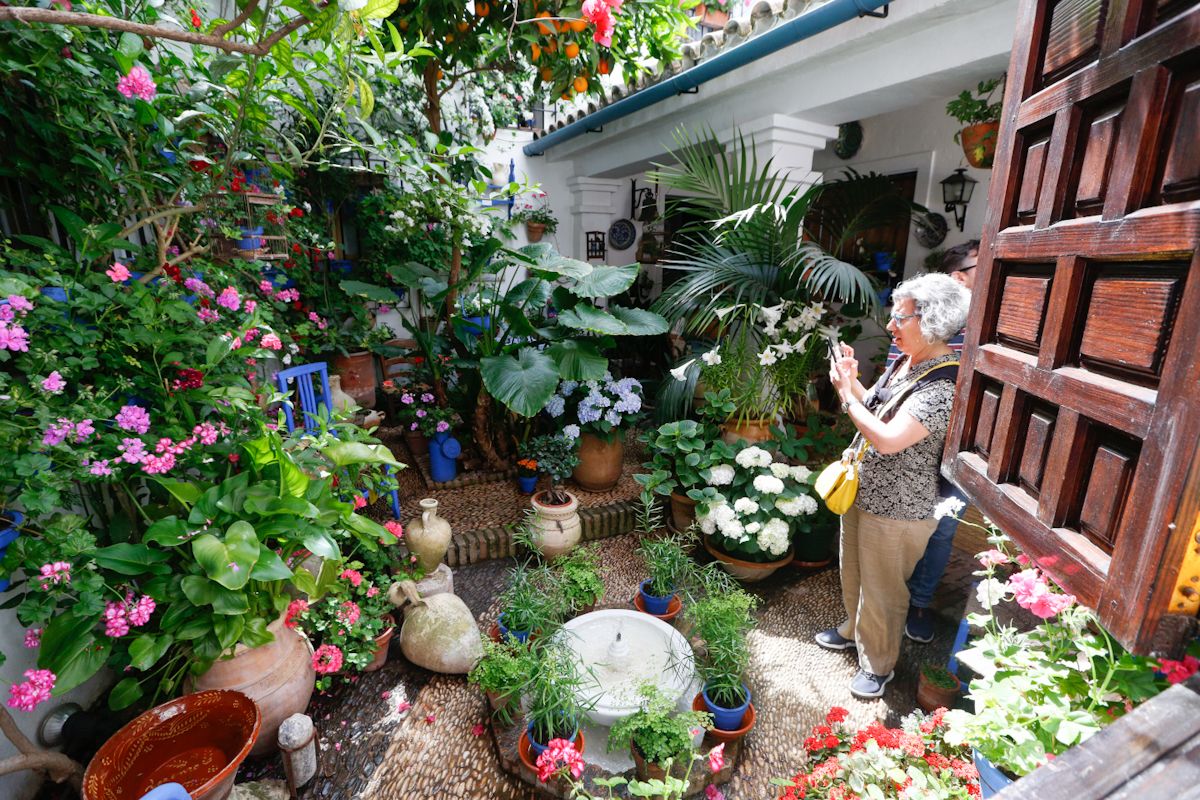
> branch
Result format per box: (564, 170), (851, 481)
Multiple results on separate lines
(120, 204), (206, 238)
(0, 6), (320, 56)
(0, 706), (83, 788)
(212, 0), (263, 37)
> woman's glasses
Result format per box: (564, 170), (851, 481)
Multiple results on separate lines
(889, 311), (920, 325)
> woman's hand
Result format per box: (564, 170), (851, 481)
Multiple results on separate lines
(829, 353), (858, 402)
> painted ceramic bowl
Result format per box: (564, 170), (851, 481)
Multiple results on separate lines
(82, 690), (260, 800)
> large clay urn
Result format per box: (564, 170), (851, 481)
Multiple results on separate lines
(572, 432), (623, 491)
(405, 498), (453, 572)
(328, 374), (355, 413)
(530, 490), (582, 559)
(191, 615), (315, 756)
(668, 491), (697, 533)
(719, 418), (774, 446)
(331, 350), (377, 410)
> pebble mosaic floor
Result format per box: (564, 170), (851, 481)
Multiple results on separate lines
(287, 532), (973, 799)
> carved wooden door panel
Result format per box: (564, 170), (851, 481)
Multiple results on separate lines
(944, 0), (1200, 654)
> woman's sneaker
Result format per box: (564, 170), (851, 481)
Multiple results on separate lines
(814, 628), (856, 651)
(850, 669), (895, 699)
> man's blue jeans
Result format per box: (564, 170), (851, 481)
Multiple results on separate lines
(907, 483), (969, 608)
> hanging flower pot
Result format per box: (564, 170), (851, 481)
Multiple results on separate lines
(960, 121), (1000, 168)
(525, 221), (546, 242)
(572, 432), (623, 491)
(236, 226), (265, 251)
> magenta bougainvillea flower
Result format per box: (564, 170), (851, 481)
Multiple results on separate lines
(116, 64), (157, 101)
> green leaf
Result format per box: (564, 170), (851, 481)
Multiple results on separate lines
(609, 306), (670, 335)
(480, 348), (560, 418)
(302, 530), (339, 560)
(181, 575), (219, 606)
(211, 586), (249, 615)
(321, 442), (402, 469)
(567, 264), (639, 297)
(39, 610), (110, 695)
(243, 494), (316, 517)
(128, 633), (174, 671)
(547, 339), (608, 381)
(214, 615), (245, 650)
(191, 525), (259, 591)
(91, 543), (172, 576)
(360, 0), (400, 17)
(108, 677), (144, 711)
(339, 280), (399, 302)
(117, 33), (144, 59)
(556, 304), (629, 335)
(241, 617), (274, 648)
(144, 516), (191, 547)
(250, 549), (293, 581)
(149, 477), (204, 507)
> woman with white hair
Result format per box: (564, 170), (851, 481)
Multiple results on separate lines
(815, 273), (970, 699)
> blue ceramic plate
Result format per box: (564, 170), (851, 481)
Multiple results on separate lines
(608, 218), (636, 251)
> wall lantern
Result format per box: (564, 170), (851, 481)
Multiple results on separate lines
(940, 168), (978, 231)
(630, 179), (658, 223)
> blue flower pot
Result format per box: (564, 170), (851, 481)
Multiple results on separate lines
(638, 579), (675, 615)
(237, 226), (264, 251)
(261, 265), (296, 290)
(526, 719), (578, 758)
(0, 510), (23, 551)
(463, 315), (491, 337)
(39, 286), (68, 303)
(497, 613), (531, 645)
(702, 683), (751, 731)
(517, 475), (538, 495)
(428, 432), (461, 483)
(329, 259), (353, 275)
(973, 749), (1015, 798)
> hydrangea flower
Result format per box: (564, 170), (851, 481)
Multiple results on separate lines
(753, 475), (785, 494)
(733, 497), (759, 515)
(562, 424), (580, 440)
(735, 447), (772, 469)
(758, 518), (791, 556)
(708, 464), (735, 486)
(770, 462), (792, 479)
(544, 394), (565, 418)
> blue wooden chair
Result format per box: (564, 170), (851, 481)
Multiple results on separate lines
(275, 362), (402, 520)
(139, 784), (192, 800)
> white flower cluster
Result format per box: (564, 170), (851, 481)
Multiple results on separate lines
(734, 446), (772, 469)
(753, 474), (785, 495)
(708, 463), (735, 485)
(758, 518), (791, 556)
(775, 495), (818, 517)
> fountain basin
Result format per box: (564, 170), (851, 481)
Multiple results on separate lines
(558, 609), (696, 728)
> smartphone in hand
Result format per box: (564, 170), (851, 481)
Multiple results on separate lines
(825, 331), (843, 368)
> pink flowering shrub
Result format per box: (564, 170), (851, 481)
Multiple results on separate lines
(291, 567), (395, 691)
(116, 64), (157, 101)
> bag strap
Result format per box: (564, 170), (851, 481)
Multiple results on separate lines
(846, 359), (960, 464)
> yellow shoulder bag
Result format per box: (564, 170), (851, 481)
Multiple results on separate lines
(815, 360), (960, 515)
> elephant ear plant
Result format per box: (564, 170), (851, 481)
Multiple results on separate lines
(0, 429), (392, 711)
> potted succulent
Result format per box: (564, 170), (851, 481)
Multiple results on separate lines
(468, 636), (535, 725)
(512, 191), (558, 242)
(692, 443), (819, 582)
(916, 662), (962, 713)
(947, 78), (1003, 168)
(545, 373), (643, 492)
(607, 684), (712, 783)
(553, 544), (605, 616)
(635, 418), (736, 532)
(683, 585), (758, 735)
(634, 529), (696, 620)
(523, 434), (582, 559)
(497, 561), (564, 644)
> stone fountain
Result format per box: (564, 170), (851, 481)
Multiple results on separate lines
(556, 609), (699, 772)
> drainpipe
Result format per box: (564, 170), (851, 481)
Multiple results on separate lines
(523, 0), (890, 157)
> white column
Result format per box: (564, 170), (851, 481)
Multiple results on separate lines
(567, 177), (622, 264)
(725, 114), (839, 193)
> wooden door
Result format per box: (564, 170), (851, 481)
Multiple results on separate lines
(944, 0), (1200, 654)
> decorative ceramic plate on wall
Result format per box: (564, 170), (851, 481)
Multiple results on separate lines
(608, 218), (636, 251)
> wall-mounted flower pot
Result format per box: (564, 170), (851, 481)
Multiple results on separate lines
(237, 226), (265, 251)
(525, 222), (546, 242)
(960, 121), (1000, 168)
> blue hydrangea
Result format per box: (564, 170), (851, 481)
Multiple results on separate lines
(544, 394), (566, 418)
(613, 392), (641, 414)
(604, 409), (622, 427)
(584, 389), (611, 408)
(559, 381), (579, 396)
(577, 401), (603, 424)
(563, 424), (581, 439)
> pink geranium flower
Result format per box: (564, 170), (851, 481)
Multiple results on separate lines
(106, 262), (131, 282)
(260, 333), (282, 350)
(38, 561), (71, 589)
(708, 743), (725, 772)
(23, 628), (42, 649)
(116, 64), (157, 101)
(312, 644), (344, 674)
(284, 598), (309, 628)
(0, 323), (30, 352)
(118, 437), (148, 464)
(197, 307), (220, 324)
(340, 568), (364, 587)
(977, 549), (1009, 568)
(384, 520), (404, 540)
(7, 295), (32, 313)
(217, 287), (241, 311)
(1158, 655), (1200, 685)
(89, 459), (112, 477)
(104, 600), (130, 638)
(7, 669), (56, 712)
(336, 600), (361, 626)
(115, 405), (151, 434)
(40, 371), (66, 394)
(129, 595), (156, 626)
(354, 495), (367, 509)
(536, 738), (585, 782)
(1007, 569), (1075, 619)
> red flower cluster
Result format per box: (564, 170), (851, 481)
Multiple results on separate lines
(189, 7), (201, 28)
(163, 263), (183, 283)
(171, 367), (205, 391)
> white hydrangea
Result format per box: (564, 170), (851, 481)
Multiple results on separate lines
(733, 498), (759, 515)
(701, 347), (722, 366)
(699, 515), (717, 535)
(735, 447), (772, 469)
(790, 465), (812, 482)
(758, 518), (791, 556)
(775, 498), (802, 517)
(717, 514), (746, 541)
(794, 494), (819, 515)
(708, 464), (735, 486)
(744, 521), (761, 534)
(770, 463), (792, 479)
(753, 475), (785, 495)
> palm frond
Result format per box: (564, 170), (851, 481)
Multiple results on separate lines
(653, 243), (780, 333)
(787, 243), (878, 310)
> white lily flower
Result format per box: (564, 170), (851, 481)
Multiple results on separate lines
(669, 359), (696, 383)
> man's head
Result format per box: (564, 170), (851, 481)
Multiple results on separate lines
(943, 240), (981, 291)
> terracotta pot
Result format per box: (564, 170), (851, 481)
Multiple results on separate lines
(403, 429), (428, 456)
(668, 491), (697, 532)
(704, 537), (793, 583)
(692, 693), (756, 744)
(191, 616), (315, 756)
(364, 617), (396, 672)
(517, 728), (585, 778)
(486, 689), (517, 718)
(82, 690), (260, 800)
(719, 418), (774, 446)
(631, 743), (672, 784)
(917, 670), (962, 713)
(530, 490), (582, 559)
(405, 498), (453, 572)
(572, 432), (623, 491)
(525, 221), (546, 242)
(960, 121), (1000, 168)
(632, 591), (682, 623)
(331, 350), (377, 410)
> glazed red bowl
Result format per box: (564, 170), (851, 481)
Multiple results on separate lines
(83, 689), (261, 800)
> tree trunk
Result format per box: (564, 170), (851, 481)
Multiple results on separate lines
(472, 388), (505, 472)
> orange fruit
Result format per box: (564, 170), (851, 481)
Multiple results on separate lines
(568, 18), (587, 32)
(535, 11), (552, 35)
(444, 33), (454, 42)
(561, 90), (573, 101)
(565, 42), (579, 58)
(546, 37), (558, 53)
(573, 75), (588, 93)
(398, 18), (408, 29)
(530, 43), (542, 61)
(540, 66), (554, 81)
(437, 69), (444, 79)
(457, 20), (469, 32)
(598, 58), (610, 75)
(475, 1), (489, 16)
